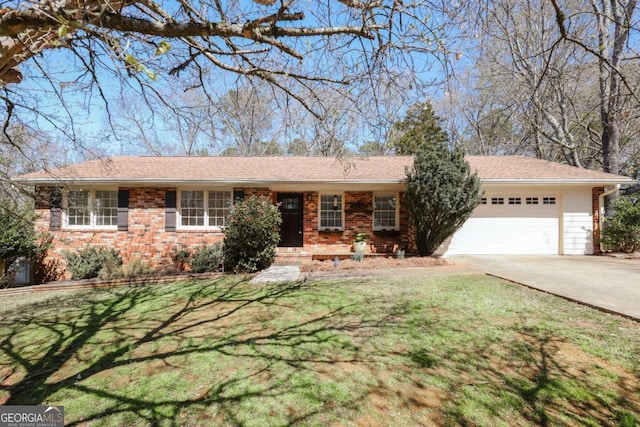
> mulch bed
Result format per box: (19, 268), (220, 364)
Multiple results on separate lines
(299, 256), (452, 272)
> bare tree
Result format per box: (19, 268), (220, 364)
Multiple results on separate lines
(216, 85), (281, 155)
(1, 1), (454, 129)
(1, 124), (67, 204)
(549, 0), (639, 175)
(453, 0), (640, 179)
(113, 85), (225, 155)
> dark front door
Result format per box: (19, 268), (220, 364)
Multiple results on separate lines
(277, 193), (303, 247)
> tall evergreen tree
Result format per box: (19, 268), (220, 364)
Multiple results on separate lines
(405, 142), (481, 256)
(391, 101), (449, 155)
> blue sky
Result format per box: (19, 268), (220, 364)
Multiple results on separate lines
(5, 0), (462, 160)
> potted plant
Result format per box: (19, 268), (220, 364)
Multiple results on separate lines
(353, 232), (368, 252)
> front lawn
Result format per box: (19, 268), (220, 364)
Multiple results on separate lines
(1, 274), (638, 426)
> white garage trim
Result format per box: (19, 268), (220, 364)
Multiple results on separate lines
(444, 189), (563, 255)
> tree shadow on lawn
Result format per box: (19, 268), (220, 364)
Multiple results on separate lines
(1, 276), (639, 426)
(430, 322), (640, 426)
(0, 277), (391, 425)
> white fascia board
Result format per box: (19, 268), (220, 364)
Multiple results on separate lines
(481, 178), (635, 186)
(17, 178), (407, 186)
(17, 177), (634, 186)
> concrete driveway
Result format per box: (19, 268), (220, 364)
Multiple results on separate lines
(449, 255), (640, 321)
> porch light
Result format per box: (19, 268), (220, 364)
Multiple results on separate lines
(333, 195), (339, 210)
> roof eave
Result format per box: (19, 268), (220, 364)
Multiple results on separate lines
(15, 178), (409, 186)
(15, 177), (635, 186)
(482, 179), (635, 185)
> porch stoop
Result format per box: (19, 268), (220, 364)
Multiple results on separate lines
(274, 247), (313, 265)
(275, 247), (398, 264)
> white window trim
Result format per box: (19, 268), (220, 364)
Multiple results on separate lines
(177, 188), (233, 231)
(318, 192), (344, 231)
(373, 192), (400, 231)
(63, 188), (118, 230)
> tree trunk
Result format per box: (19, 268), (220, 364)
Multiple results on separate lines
(602, 119), (620, 175)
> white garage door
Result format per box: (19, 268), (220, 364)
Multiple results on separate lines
(446, 195), (560, 255)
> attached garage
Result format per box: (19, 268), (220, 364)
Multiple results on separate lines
(442, 167), (632, 256)
(446, 192), (561, 255)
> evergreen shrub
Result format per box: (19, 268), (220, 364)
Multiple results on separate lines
(63, 246), (122, 279)
(601, 196), (640, 253)
(223, 195), (281, 273)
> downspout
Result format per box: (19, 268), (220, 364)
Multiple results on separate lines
(599, 185), (620, 253)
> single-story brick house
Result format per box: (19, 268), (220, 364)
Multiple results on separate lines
(15, 155), (632, 271)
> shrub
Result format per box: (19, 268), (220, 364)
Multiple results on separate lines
(97, 256), (123, 280)
(601, 196), (640, 253)
(121, 258), (156, 278)
(63, 246), (122, 279)
(190, 243), (224, 273)
(172, 247), (191, 272)
(405, 142), (481, 256)
(224, 195), (282, 273)
(351, 251), (364, 262)
(1, 205), (50, 285)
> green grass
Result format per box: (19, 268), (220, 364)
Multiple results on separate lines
(0, 274), (639, 426)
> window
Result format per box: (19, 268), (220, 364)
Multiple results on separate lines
(179, 190), (232, 229)
(373, 193), (398, 230)
(526, 197), (539, 205)
(180, 190), (205, 227)
(65, 189), (117, 228)
(94, 190), (118, 226)
(319, 194), (343, 230)
(280, 197), (299, 210)
(208, 191), (233, 227)
(481, 197), (487, 205)
(508, 197), (522, 205)
(491, 197), (504, 205)
(543, 197), (556, 205)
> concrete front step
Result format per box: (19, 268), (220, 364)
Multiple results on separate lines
(275, 247), (398, 265)
(274, 248), (312, 265)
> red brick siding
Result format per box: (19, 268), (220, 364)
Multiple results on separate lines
(302, 191), (410, 253)
(592, 187), (604, 254)
(35, 186), (410, 278)
(240, 187), (273, 199)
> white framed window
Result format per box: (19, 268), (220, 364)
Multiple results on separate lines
(64, 189), (118, 229)
(543, 197), (556, 205)
(94, 190), (118, 226)
(373, 193), (399, 230)
(208, 191), (233, 227)
(180, 190), (205, 227)
(491, 197), (504, 205)
(178, 189), (232, 229)
(319, 193), (343, 230)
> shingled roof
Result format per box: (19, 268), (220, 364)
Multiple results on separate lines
(15, 155), (633, 185)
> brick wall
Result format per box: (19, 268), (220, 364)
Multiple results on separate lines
(302, 191), (410, 253)
(36, 187), (226, 278)
(35, 186), (410, 278)
(592, 187), (604, 254)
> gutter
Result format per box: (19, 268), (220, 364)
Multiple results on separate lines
(599, 185), (620, 253)
(12, 178), (408, 186)
(14, 176), (634, 187)
(481, 179), (634, 186)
